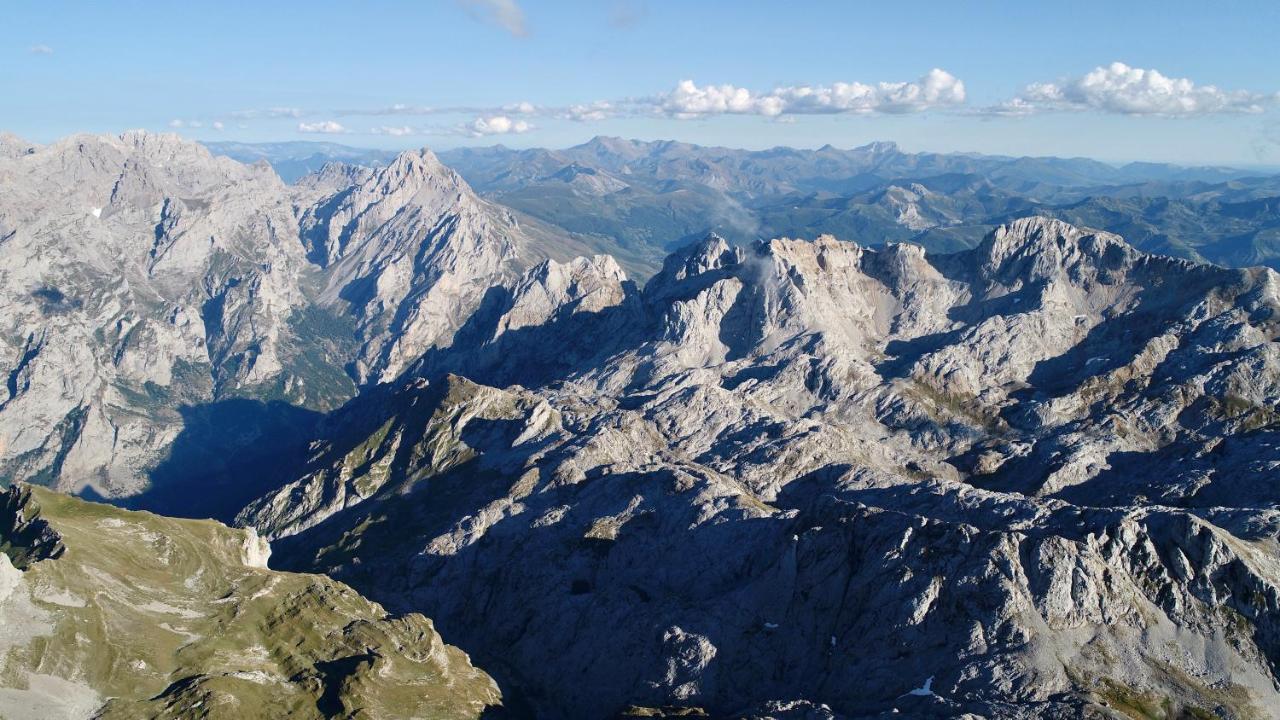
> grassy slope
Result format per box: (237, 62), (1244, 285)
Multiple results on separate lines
(0, 485), (499, 719)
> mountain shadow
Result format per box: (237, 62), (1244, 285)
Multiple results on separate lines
(124, 398), (323, 523)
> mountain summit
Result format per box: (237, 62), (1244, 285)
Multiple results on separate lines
(0, 132), (578, 496)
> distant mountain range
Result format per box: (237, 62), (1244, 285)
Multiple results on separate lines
(203, 140), (400, 182)
(207, 137), (1280, 276)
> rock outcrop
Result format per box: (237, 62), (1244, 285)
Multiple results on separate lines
(241, 218), (1280, 718)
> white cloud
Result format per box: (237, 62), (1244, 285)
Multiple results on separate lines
(168, 119), (203, 129)
(371, 125), (416, 136)
(459, 0), (528, 37)
(660, 69), (966, 118)
(231, 107), (304, 119)
(339, 102), (532, 117)
(345, 104), (436, 116)
(29, 44), (53, 55)
(212, 121), (225, 131)
(365, 120), (535, 138)
(259, 70), (963, 130)
(557, 101), (615, 122)
(993, 62), (1274, 116)
(470, 115), (531, 136)
(298, 120), (347, 134)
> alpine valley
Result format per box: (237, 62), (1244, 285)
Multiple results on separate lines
(4, 131), (1280, 719)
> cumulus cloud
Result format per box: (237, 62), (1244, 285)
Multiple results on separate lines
(459, 0), (528, 37)
(992, 62), (1274, 116)
(660, 69), (966, 118)
(470, 115), (531, 136)
(168, 119), (204, 129)
(212, 121), (225, 131)
(246, 70), (967, 131)
(29, 44), (53, 55)
(298, 120), (347, 134)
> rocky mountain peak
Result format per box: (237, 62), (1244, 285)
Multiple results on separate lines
(645, 233), (744, 305)
(0, 132), (37, 158)
(295, 161), (376, 193)
(580, 135), (646, 157)
(525, 254), (628, 292)
(378, 147), (463, 192)
(977, 215), (1136, 285)
(293, 143), (584, 384)
(856, 140), (901, 155)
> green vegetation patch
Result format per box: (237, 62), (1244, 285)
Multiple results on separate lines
(0, 486), (500, 720)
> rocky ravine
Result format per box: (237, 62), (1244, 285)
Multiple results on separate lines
(0, 483), (500, 719)
(239, 218), (1280, 718)
(0, 131), (580, 500)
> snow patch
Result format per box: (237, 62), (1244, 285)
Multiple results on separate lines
(907, 676), (934, 696)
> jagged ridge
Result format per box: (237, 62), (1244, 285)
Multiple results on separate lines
(237, 218), (1280, 718)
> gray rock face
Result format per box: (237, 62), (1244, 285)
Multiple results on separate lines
(0, 132), (311, 494)
(243, 218), (1280, 718)
(0, 132), (566, 499)
(296, 149), (532, 383)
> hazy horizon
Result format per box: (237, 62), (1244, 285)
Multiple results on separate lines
(7, 1), (1280, 166)
(198, 134), (1280, 172)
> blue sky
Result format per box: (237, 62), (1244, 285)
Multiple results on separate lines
(5, 0), (1280, 166)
